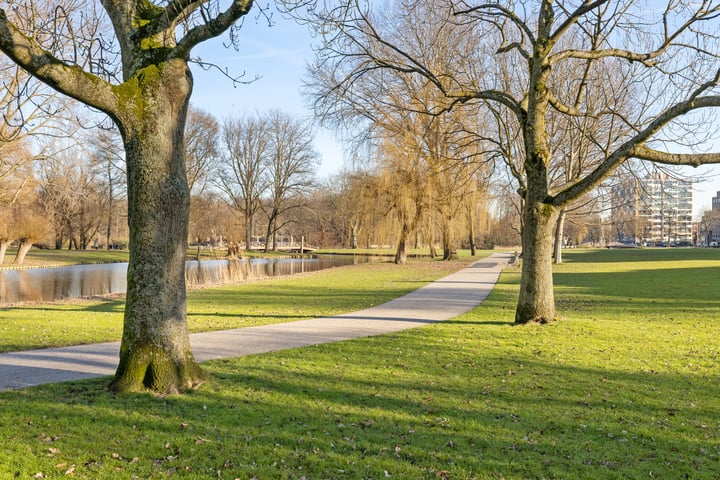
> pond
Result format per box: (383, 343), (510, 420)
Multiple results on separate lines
(0, 255), (375, 305)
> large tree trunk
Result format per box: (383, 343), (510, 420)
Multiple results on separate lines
(515, 199), (559, 324)
(109, 59), (206, 394)
(427, 227), (438, 258)
(553, 208), (566, 264)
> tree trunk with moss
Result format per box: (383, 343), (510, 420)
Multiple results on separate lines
(516, 197), (558, 324)
(109, 59), (206, 393)
(0, 1), (253, 393)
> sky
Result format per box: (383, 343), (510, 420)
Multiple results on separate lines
(188, 13), (345, 179)
(186, 9), (720, 220)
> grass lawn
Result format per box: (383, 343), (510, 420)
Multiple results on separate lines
(0, 248), (719, 479)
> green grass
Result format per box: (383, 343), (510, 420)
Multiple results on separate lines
(1, 248), (719, 479)
(0, 258), (475, 353)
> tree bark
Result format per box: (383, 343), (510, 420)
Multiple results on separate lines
(245, 212), (253, 252)
(428, 228), (438, 258)
(350, 223), (358, 249)
(394, 221), (409, 265)
(441, 220), (454, 260)
(109, 59), (206, 394)
(12, 238), (32, 265)
(468, 216), (477, 257)
(0, 239), (10, 263)
(263, 214), (278, 252)
(105, 159), (114, 250)
(553, 208), (566, 264)
(515, 199), (558, 324)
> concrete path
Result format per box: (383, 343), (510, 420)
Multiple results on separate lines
(0, 252), (510, 391)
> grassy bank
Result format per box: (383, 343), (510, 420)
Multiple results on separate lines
(0, 247), (130, 269)
(1, 249), (719, 478)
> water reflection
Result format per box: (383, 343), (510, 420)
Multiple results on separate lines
(0, 255), (370, 305)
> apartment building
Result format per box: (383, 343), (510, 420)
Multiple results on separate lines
(610, 174), (693, 246)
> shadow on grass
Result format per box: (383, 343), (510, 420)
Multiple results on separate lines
(561, 247), (720, 264)
(1, 338), (717, 479)
(554, 265), (720, 311)
(1, 299), (125, 315)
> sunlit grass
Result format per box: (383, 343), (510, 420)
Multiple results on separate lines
(0, 248), (719, 478)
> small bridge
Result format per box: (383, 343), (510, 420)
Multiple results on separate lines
(247, 241), (317, 254)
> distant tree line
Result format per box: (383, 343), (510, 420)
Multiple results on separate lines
(1, 76), (552, 266)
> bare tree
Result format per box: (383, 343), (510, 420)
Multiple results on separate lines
(699, 208), (720, 246)
(0, 208), (15, 263)
(296, 0), (720, 324)
(185, 106), (220, 195)
(88, 126), (127, 250)
(217, 113), (271, 250)
(262, 110), (319, 251)
(373, 136), (428, 264)
(302, 183), (343, 248)
(335, 170), (382, 249)
(12, 209), (50, 264)
(189, 191), (229, 258)
(39, 151), (106, 250)
(0, 0), (258, 393)
(305, 4), (493, 262)
(0, 55), (71, 203)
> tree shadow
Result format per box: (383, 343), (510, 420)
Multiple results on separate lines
(2, 334), (717, 479)
(561, 248), (720, 264)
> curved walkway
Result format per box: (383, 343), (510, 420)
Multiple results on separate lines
(0, 252), (511, 391)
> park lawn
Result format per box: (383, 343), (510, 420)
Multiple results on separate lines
(0, 256), (477, 352)
(0, 248), (718, 479)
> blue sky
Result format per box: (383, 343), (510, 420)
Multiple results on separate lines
(186, 10), (720, 218)
(188, 13), (345, 179)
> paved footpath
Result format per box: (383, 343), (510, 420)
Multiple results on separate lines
(0, 252), (510, 391)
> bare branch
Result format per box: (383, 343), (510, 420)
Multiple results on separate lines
(549, 0), (611, 43)
(547, 90), (593, 117)
(496, 41), (530, 59)
(173, 0), (253, 58)
(0, 9), (117, 114)
(155, 0), (205, 33)
(555, 94), (720, 206)
(189, 57), (260, 86)
(453, 2), (536, 47)
(630, 145), (720, 167)
(549, 47), (661, 66)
